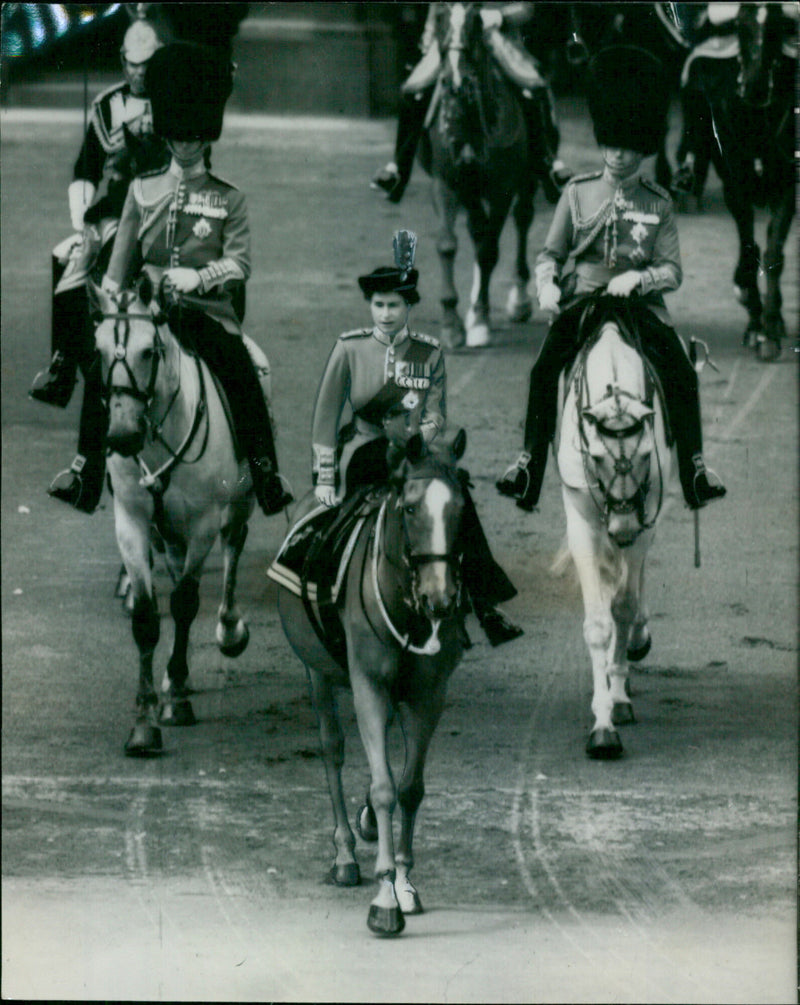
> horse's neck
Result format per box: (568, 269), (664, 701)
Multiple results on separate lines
(584, 325), (646, 405)
(157, 332), (201, 434)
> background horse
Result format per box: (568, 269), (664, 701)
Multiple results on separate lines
(90, 279), (256, 756)
(681, 3), (795, 360)
(420, 2), (536, 348)
(554, 298), (672, 759)
(276, 432), (467, 936)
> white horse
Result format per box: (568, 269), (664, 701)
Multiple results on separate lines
(555, 307), (672, 758)
(90, 278), (258, 756)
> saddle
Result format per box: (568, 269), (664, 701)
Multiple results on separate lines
(268, 487), (384, 667)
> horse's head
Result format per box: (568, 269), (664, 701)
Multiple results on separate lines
(735, 3), (790, 106)
(434, 3), (484, 90)
(89, 274), (171, 457)
(579, 322), (659, 547)
(385, 429), (467, 622)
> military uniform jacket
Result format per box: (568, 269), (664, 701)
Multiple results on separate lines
(535, 169), (682, 324)
(73, 81), (167, 222)
(105, 159), (250, 334)
(311, 326), (446, 487)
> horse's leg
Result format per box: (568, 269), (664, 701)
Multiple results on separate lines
(759, 188), (794, 360)
(609, 539), (652, 726)
(159, 574), (199, 726)
(506, 188), (534, 323)
(464, 194), (508, 347)
(393, 675), (448, 916)
(626, 555), (652, 664)
(434, 179), (465, 349)
(349, 657), (404, 936)
(722, 179), (762, 346)
(216, 510), (250, 657)
(305, 665), (360, 887)
(564, 489), (623, 759)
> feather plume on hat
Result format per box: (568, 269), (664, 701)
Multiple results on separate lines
(393, 230), (417, 281)
(358, 230), (420, 304)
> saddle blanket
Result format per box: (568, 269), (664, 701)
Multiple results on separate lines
(267, 490), (382, 604)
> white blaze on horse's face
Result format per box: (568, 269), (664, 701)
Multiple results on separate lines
(402, 476), (462, 618)
(447, 4), (467, 88)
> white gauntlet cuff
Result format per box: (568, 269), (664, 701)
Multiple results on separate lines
(534, 259), (558, 297)
(312, 444), (337, 486)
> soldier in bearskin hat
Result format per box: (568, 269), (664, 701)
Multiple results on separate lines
(308, 231), (523, 648)
(30, 18), (170, 513)
(497, 44), (726, 513)
(100, 41), (291, 516)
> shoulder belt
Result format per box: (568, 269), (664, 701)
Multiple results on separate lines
(339, 328), (371, 340)
(640, 177), (672, 201)
(206, 172), (238, 191)
(356, 337), (437, 428)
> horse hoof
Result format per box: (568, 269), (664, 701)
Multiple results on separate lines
(441, 326), (465, 351)
(367, 904), (405, 937)
(466, 323), (490, 347)
(611, 701), (636, 726)
(355, 803), (378, 842)
(627, 634), (651, 662)
(159, 698), (196, 727)
(325, 863), (361, 887)
(124, 722), (163, 757)
(395, 886), (423, 915)
(756, 336), (781, 362)
(586, 728), (624, 759)
(508, 302), (532, 324)
(218, 623), (250, 657)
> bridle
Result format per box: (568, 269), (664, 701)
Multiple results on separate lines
(97, 302), (210, 490)
(368, 470), (464, 656)
(735, 4), (782, 108)
(576, 370), (663, 536)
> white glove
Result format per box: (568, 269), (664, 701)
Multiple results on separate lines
(163, 267), (202, 293)
(67, 180), (96, 232)
(606, 271), (642, 298)
(101, 274), (120, 295)
(538, 282), (562, 316)
(314, 483), (337, 507)
(480, 9), (503, 29)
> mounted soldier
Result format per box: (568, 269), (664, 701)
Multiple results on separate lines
(496, 44), (727, 513)
(30, 19), (170, 512)
(371, 2), (571, 204)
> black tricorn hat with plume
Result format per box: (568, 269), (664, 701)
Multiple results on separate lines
(358, 230), (420, 304)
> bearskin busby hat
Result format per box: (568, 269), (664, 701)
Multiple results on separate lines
(121, 20), (163, 63)
(145, 41), (233, 142)
(587, 45), (670, 157)
(358, 230), (420, 304)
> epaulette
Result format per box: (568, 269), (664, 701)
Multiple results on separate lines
(91, 80), (127, 110)
(568, 170), (603, 186)
(207, 172), (238, 191)
(410, 330), (440, 348)
(339, 328), (371, 340)
(640, 176), (672, 201)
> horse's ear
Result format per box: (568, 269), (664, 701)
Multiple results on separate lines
(137, 272), (154, 307)
(451, 428), (467, 461)
(86, 278), (108, 323)
(405, 432), (425, 464)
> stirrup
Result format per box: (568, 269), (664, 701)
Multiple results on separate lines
(497, 452), (531, 493)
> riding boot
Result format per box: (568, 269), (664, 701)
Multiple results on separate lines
(371, 89), (433, 203)
(29, 279), (87, 407)
(497, 314), (578, 509)
(185, 314), (293, 516)
(48, 359), (107, 513)
(458, 483), (523, 646)
(640, 317), (727, 510)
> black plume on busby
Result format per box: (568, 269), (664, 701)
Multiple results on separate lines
(358, 230), (420, 304)
(587, 45), (670, 156)
(146, 41), (233, 142)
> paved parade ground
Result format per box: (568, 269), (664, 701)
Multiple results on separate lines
(2, 100), (798, 1002)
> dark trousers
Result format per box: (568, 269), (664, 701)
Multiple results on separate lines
(346, 438), (516, 615)
(522, 298), (704, 504)
(170, 307), (278, 471)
